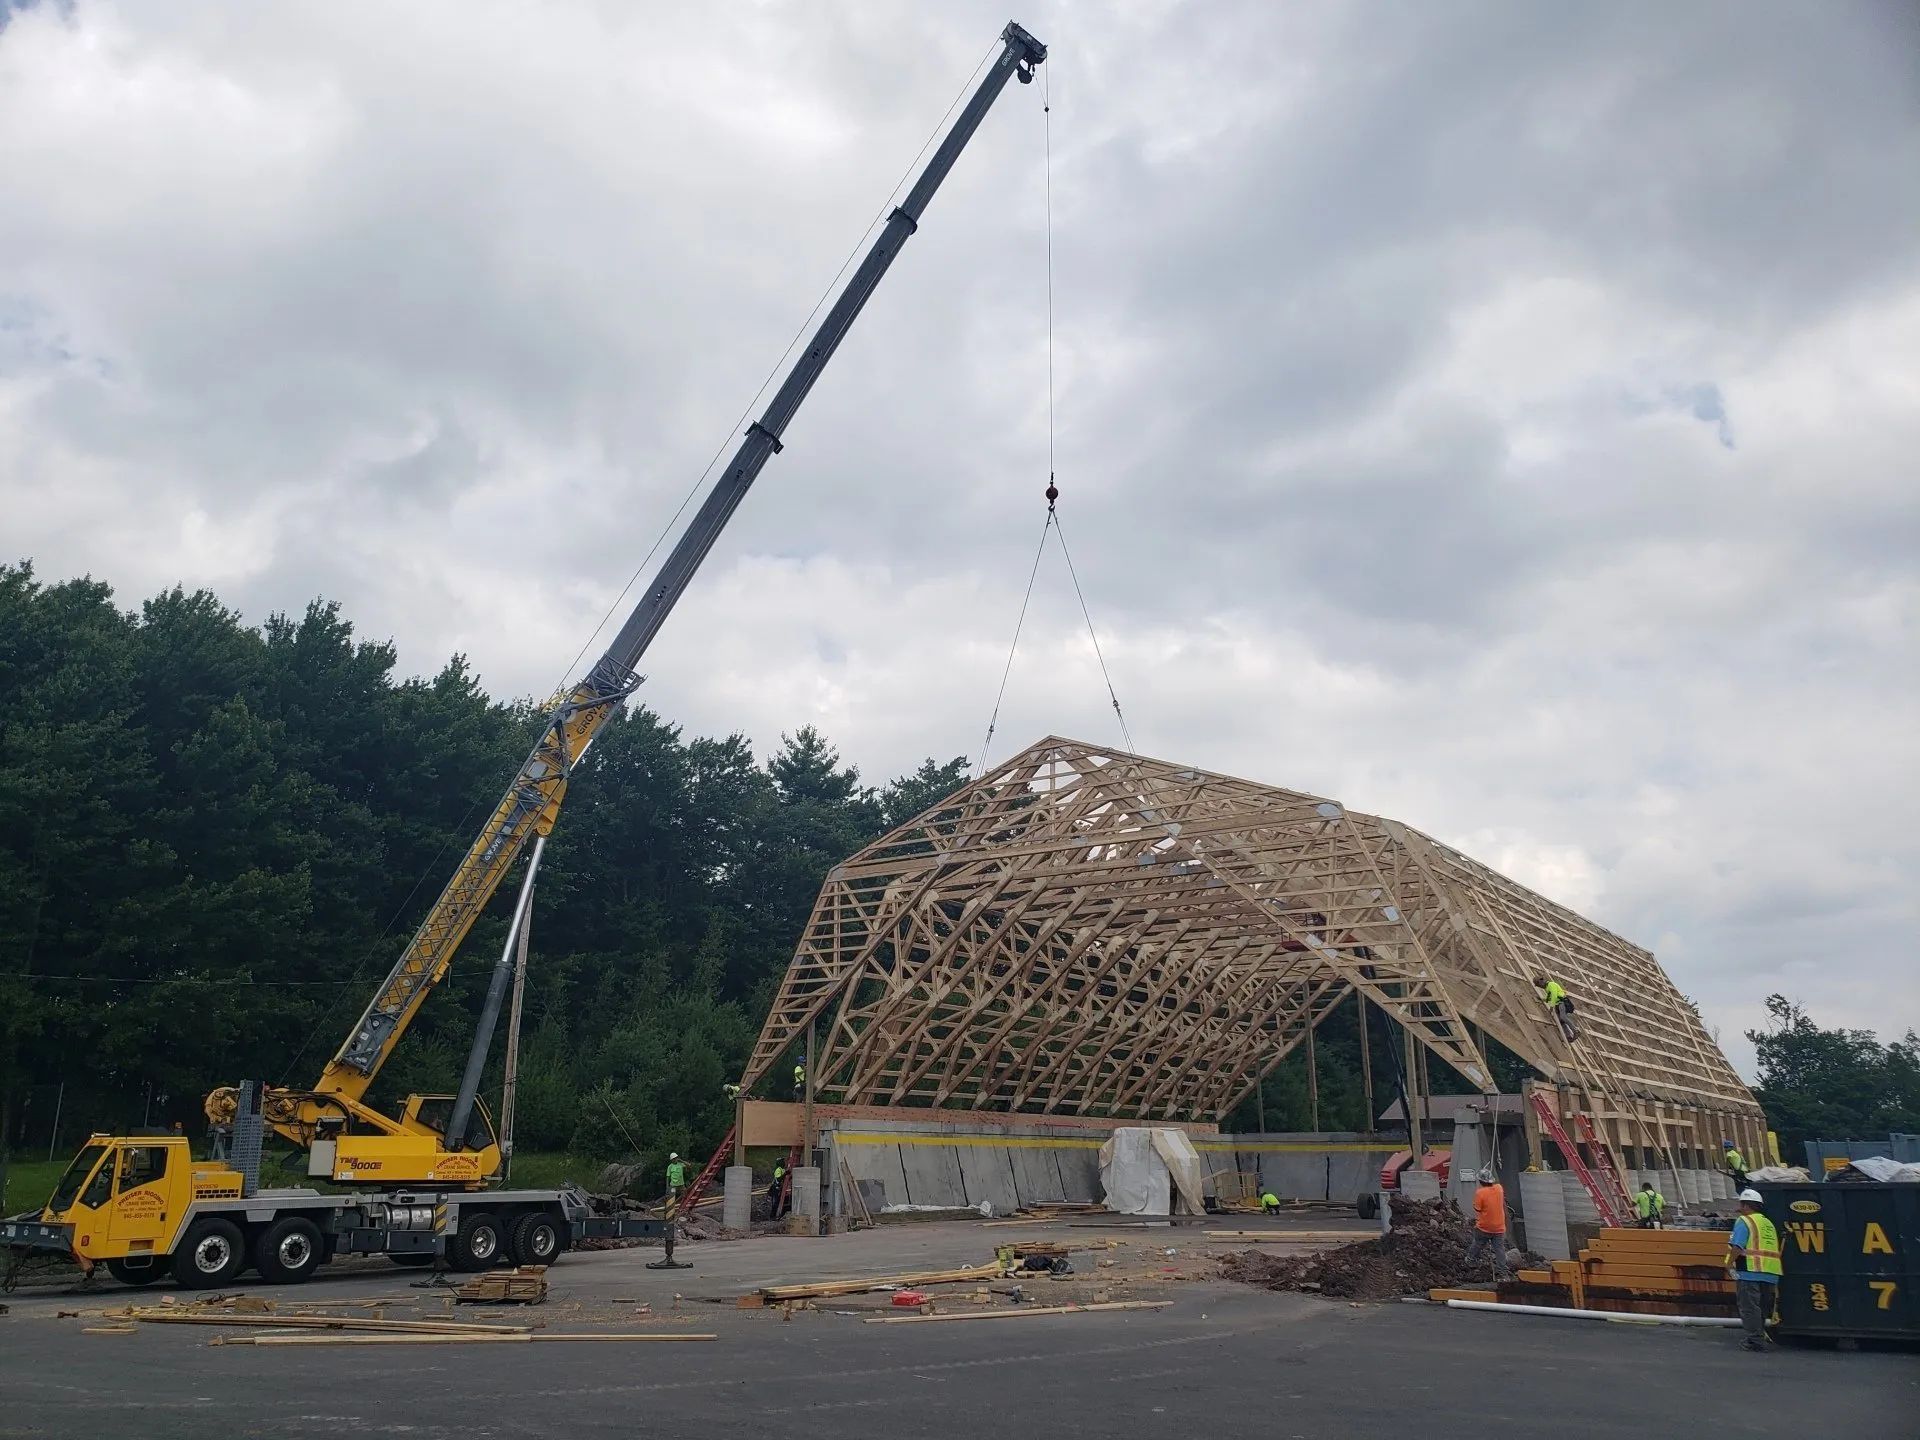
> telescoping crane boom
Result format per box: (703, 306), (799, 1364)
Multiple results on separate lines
(209, 22), (1050, 1187)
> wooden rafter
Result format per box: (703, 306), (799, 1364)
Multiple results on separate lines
(742, 737), (1765, 1131)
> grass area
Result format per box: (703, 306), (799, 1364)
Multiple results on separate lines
(499, 1152), (610, 1191)
(2, 1159), (68, 1215)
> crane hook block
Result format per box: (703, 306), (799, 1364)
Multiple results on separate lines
(1045, 478), (1058, 510)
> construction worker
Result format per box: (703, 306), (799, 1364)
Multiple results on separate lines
(1722, 1140), (1749, 1189)
(1533, 973), (1578, 1042)
(1632, 1181), (1666, 1228)
(770, 1158), (790, 1220)
(1464, 1168), (1511, 1277)
(791, 1061), (807, 1099)
(1260, 1190), (1282, 1215)
(665, 1152), (689, 1215)
(723, 1082), (741, 1102)
(1726, 1189), (1781, 1352)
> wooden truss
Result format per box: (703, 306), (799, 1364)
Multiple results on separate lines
(742, 737), (1762, 1133)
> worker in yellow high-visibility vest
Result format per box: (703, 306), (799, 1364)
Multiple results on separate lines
(665, 1152), (689, 1216)
(1726, 1190), (1782, 1352)
(1532, 974), (1578, 1042)
(1632, 1181), (1665, 1228)
(1722, 1140), (1749, 1189)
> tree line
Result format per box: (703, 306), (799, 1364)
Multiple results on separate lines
(0, 563), (966, 1177)
(3, 564), (1911, 1186)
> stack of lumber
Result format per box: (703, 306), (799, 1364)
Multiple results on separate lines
(456, 1265), (549, 1304)
(1431, 1227), (1735, 1316)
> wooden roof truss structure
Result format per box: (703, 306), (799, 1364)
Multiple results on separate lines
(742, 738), (1761, 1146)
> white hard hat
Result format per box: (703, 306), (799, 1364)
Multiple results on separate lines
(1738, 1188), (1763, 1204)
(1478, 1168), (1497, 1184)
(669, 1152), (680, 1160)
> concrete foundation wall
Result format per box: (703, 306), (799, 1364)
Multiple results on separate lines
(1200, 1133), (1405, 1203)
(820, 1119), (1405, 1213)
(822, 1118), (1115, 1212)
(1010, 1146), (1068, 1204)
(1519, 1170), (1571, 1260)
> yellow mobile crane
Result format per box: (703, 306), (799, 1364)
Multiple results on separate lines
(3, 23), (1046, 1290)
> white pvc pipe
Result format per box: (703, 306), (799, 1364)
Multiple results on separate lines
(1444, 1299), (1740, 1327)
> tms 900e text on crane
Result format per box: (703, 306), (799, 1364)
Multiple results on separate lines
(1, 22), (1047, 1291)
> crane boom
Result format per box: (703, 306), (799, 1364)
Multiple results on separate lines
(248, 22), (1047, 1171)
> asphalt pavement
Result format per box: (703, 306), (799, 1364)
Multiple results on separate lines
(2, 1220), (1910, 1439)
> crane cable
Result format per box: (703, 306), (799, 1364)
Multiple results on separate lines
(976, 62), (1136, 774)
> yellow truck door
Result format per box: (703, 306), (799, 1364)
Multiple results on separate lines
(103, 1143), (179, 1258)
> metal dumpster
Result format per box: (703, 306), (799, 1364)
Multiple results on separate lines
(1761, 1181), (1918, 1342)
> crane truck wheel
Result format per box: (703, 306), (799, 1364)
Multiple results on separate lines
(510, 1211), (563, 1266)
(254, 1217), (324, 1284)
(105, 1256), (166, 1287)
(449, 1211), (506, 1272)
(172, 1218), (246, 1289)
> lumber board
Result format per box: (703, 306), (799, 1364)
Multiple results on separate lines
(128, 1309), (527, 1335)
(754, 1262), (1001, 1302)
(864, 1300), (1170, 1325)
(215, 1332), (717, 1346)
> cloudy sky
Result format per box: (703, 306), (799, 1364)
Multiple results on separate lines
(3, 1), (1915, 1075)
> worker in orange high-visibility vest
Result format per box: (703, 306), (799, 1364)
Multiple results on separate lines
(1464, 1169), (1511, 1277)
(1726, 1190), (1782, 1352)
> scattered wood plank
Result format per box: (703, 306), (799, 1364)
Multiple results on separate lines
(128, 1308), (529, 1336)
(865, 1300), (1170, 1325)
(219, 1332), (717, 1346)
(749, 1261), (1002, 1305)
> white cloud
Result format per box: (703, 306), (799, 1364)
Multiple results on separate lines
(4, 0), (1916, 1081)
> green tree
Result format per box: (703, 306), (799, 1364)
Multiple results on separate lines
(1748, 995), (1920, 1156)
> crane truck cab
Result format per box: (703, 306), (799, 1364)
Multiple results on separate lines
(7, 1133), (251, 1287)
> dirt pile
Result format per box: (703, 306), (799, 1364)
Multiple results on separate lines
(1218, 1195), (1532, 1300)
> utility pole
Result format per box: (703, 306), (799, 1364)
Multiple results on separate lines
(1404, 1029), (1423, 1159)
(1306, 1024), (1320, 1133)
(1357, 993), (1374, 1133)
(802, 1022), (817, 1167)
(500, 889), (532, 1182)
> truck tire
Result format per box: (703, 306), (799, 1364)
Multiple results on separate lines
(106, 1256), (166, 1287)
(172, 1218), (246, 1289)
(449, 1211), (506, 1272)
(254, 1216), (324, 1284)
(510, 1211), (563, 1266)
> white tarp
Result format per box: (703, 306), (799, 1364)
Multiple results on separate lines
(1100, 1127), (1208, 1215)
(1842, 1156), (1920, 1183)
